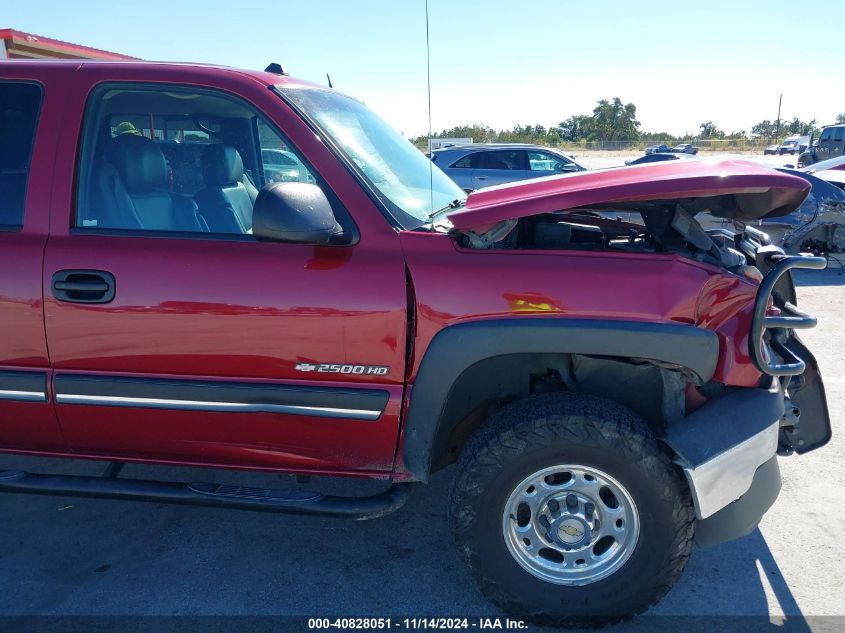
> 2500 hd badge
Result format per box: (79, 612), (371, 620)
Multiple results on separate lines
(295, 362), (391, 376)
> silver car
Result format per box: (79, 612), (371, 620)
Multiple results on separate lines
(261, 148), (314, 183)
(431, 144), (586, 192)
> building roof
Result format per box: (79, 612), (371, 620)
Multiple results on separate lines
(0, 28), (137, 60)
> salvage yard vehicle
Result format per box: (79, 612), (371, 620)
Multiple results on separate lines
(624, 152), (694, 166)
(798, 124), (845, 167)
(432, 143), (586, 192)
(762, 170), (845, 251)
(0, 60), (833, 627)
(802, 154), (845, 174)
(696, 168), (845, 255)
(779, 135), (810, 155)
(671, 143), (698, 154)
(260, 148), (315, 184)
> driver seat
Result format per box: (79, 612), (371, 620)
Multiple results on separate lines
(92, 134), (203, 231)
(194, 144), (256, 233)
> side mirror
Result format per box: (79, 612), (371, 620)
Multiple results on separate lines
(557, 163), (580, 173)
(253, 182), (344, 244)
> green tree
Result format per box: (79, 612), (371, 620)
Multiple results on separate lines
(783, 118), (819, 136)
(557, 114), (593, 142)
(698, 121), (725, 139)
(412, 124), (497, 146)
(751, 119), (778, 140)
(836, 112), (845, 124)
(589, 98), (640, 141)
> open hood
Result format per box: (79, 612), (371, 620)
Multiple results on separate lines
(448, 157), (810, 231)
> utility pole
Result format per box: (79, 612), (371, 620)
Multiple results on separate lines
(775, 94), (782, 141)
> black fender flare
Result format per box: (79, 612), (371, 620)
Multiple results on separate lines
(402, 318), (719, 481)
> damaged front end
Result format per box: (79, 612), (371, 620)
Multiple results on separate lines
(663, 246), (829, 545)
(446, 160), (832, 546)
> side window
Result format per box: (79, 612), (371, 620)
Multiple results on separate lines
(818, 129), (832, 144)
(450, 152), (482, 169)
(0, 82), (42, 228)
(256, 119), (316, 186)
(834, 127), (844, 143)
(527, 150), (570, 172)
(76, 84), (318, 237)
(480, 150), (527, 170)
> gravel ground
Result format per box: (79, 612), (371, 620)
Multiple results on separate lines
(0, 270), (842, 632)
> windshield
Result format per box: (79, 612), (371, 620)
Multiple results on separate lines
(278, 86), (465, 229)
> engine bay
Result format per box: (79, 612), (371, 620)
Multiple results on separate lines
(454, 200), (754, 272)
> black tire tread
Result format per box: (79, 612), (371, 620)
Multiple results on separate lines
(449, 392), (695, 628)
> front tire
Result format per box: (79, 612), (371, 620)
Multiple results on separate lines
(449, 393), (694, 627)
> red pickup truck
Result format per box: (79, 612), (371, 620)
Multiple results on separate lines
(0, 60), (832, 626)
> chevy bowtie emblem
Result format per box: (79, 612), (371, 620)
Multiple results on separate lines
(295, 363), (318, 372)
(559, 525), (583, 538)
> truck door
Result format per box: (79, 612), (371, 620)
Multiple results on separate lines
(43, 78), (408, 476)
(816, 127), (833, 162)
(473, 149), (529, 188)
(0, 79), (65, 452)
(833, 126), (845, 159)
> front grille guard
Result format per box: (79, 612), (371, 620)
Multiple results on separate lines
(749, 250), (826, 376)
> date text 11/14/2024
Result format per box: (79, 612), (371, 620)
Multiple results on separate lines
(307, 617), (528, 629)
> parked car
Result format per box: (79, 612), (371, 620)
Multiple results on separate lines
(764, 169), (845, 251)
(432, 143), (586, 192)
(261, 148), (314, 183)
(671, 143), (698, 155)
(813, 169), (845, 191)
(644, 143), (672, 155)
(0, 60), (832, 627)
(625, 153), (695, 166)
(798, 124), (845, 167)
(764, 143), (781, 155)
(775, 136), (810, 155)
(802, 154), (845, 174)
(782, 136), (810, 155)
(699, 169), (845, 253)
(802, 154), (845, 190)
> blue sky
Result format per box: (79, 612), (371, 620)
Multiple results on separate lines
(5, 1), (841, 137)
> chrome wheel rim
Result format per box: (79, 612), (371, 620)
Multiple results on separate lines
(502, 464), (640, 586)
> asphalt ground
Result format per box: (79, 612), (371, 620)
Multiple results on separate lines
(0, 268), (842, 633)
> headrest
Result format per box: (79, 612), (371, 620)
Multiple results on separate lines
(201, 144), (244, 187)
(105, 134), (167, 192)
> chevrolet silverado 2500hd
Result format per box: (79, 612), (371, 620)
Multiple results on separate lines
(0, 60), (832, 626)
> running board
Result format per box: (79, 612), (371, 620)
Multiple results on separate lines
(0, 468), (414, 520)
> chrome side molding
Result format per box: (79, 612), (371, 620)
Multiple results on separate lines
(0, 371), (48, 403)
(53, 374), (389, 421)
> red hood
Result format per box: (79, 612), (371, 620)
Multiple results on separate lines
(448, 157), (810, 231)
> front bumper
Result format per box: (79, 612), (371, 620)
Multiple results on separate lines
(665, 380), (784, 520)
(695, 456), (781, 547)
(665, 249), (831, 543)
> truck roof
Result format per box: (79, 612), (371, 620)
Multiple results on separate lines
(0, 58), (320, 89)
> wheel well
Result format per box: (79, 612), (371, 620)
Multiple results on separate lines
(401, 318), (717, 481)
(430, 352), (689, 473)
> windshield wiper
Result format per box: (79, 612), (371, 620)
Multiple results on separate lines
(427, 197), (466, 222)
